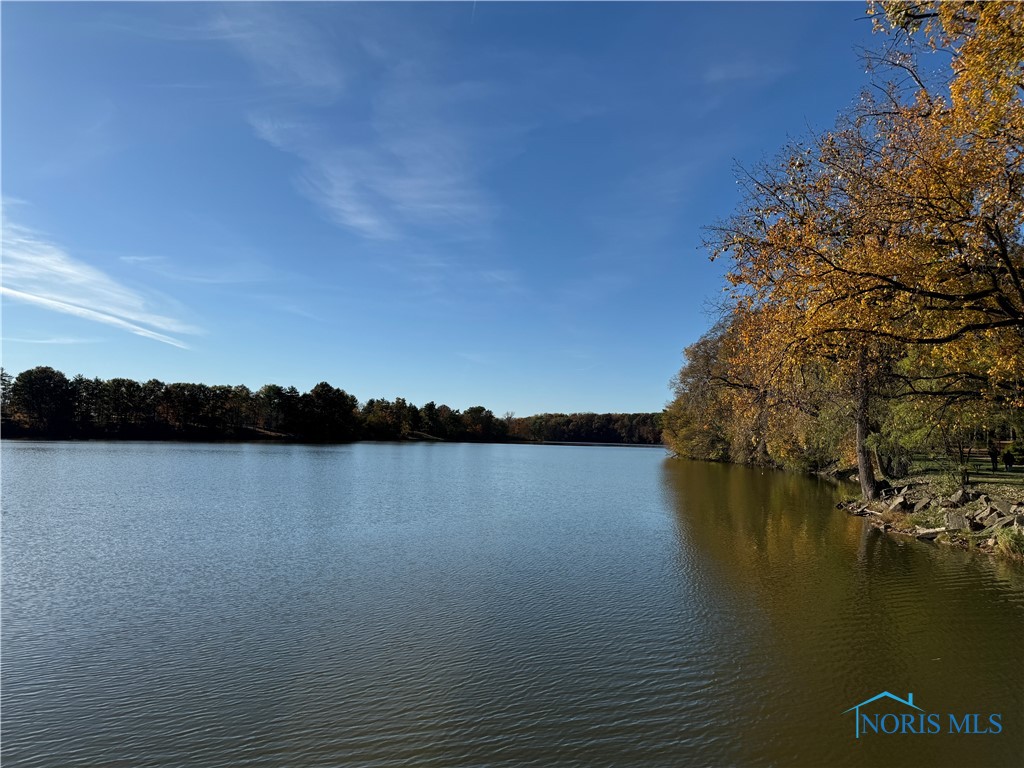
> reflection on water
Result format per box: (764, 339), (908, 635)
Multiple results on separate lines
(662, 459), (1024, 767)
(2, 442), (1022, 767)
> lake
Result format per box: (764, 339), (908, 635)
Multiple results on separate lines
(2, 441), (1022, 766)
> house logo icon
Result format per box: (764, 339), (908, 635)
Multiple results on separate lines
(842, 691), (922, 739)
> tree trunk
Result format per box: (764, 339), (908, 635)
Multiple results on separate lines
(872, 446), (889, 479)
(855, 359), (880, 501)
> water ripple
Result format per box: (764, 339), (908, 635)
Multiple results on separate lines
(2, 443), (1022, 767)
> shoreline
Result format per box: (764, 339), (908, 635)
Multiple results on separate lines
(839, 482), (1024, 562)
(0, 435), (665, 449)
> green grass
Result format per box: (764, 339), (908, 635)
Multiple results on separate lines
(912, 455), (1024, 485)
(994, 527), (1024, 560)
(888, 454), (1024, 502)
(908, 508), (944, 528)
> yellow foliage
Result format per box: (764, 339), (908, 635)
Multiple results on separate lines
(710, 3), (1024, 405)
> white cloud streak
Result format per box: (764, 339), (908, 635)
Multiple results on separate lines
(3, 336), (101, 345)
(248, 92), (496, 243)
(197, 7), (592, 299)
(120, 253), (274, 285)
(203, 8), (346, 101)
(2, 221), (198, 349)
(217, 5), (498, 244)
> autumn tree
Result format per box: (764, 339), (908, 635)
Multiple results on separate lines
(849, 2), (1023, 398)
(663, 321), (734, 461)
(688, 2), (1023, 497)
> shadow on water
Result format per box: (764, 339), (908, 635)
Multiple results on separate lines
(661, 458), (1024, 768)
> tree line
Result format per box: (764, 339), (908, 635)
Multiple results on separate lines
(664, 2), (1024, 498)
(0, 366), (661, 446)
(506, 412), (662, 445)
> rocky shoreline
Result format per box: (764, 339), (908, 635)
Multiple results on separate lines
(838, 485), (1024, 561)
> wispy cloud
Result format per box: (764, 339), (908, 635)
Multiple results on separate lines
(293, 148), (402, 241)
(246, 81), (497, 244)
(201, 7), (588, 299)
(478, 269), (527, 297)
(3, 336), (102, 345)
(203, 7), (346, 101)
(455, 351), (489, 366)
(212, 5), (501, 245)
(703, 60), (793, 85)
(2, 220), (199, 349)
(119, 253), (273, 285)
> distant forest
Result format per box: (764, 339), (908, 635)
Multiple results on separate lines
(0, 366), (662, 446)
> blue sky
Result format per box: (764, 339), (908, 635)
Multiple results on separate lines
(2, 2), (878, 415)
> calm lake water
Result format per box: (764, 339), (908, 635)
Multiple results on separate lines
(2, 441), (1022, 767)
